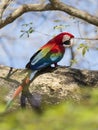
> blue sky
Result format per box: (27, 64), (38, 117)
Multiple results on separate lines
(0, 0), (98, 70)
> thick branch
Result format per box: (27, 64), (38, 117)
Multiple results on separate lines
(0, 1), (98, 29)
(0, 65), (98, 107)
(0, 0), (12, 19)
(0, 3), (53, 29)
(50, 0), (98, 26)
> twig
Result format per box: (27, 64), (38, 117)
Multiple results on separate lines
(75, 37), (98, 40)
(34, 30), (98, 41)
(6, 67), (18, 78)
(6, 67), (13, 78)
(70, 47), (75, 67)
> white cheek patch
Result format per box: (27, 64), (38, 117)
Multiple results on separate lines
(63, 44), (71, 48)
(62, 35), (70, 43)
(70, 38), (74, 45)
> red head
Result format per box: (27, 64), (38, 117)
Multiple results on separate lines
(53, 32), (74, 47)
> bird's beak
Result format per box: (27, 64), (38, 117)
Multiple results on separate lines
(63, 39), (74, 48)
(63, 40), (71, 47)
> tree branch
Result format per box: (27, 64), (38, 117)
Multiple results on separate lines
(0, 3), (53, 29)
(0, 1), (98, 29)
(0, 65), (98, 108)
(75, 37), (98, 40)
(50, 0), (98, 26)
(0, 0), (12, 20)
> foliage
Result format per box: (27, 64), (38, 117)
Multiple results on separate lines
(78, 43), (89, 56)
(70, 59), (77, 65)
(20, 22), (34, 38)
(53, 24), (70, 32)
(0, 88), (98, 130)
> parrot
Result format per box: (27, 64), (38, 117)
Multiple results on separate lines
(6, 32), (74, 111)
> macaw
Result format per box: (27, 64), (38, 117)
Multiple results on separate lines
(6, 32), (74, 110)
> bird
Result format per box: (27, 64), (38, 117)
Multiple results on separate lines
(6, 32), (74, 111)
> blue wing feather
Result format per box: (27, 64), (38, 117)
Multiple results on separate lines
(26, 46), (64, 70)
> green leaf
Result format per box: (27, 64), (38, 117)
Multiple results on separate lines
(53, 25), (65, 30)
(82, 48), (86, 56)
(22, 23), (28, 26)
(28, 27), (34, 33)
(20, 30), (25, 32)
(53, 20), (61, 22)
(30, 22), (33, 25)
(78, 43), (89, 56)
(77, 43), (85, 49)
(27, 32), (30, 37)
(20, 33), (25, 38)
(70, 59), (77, 65)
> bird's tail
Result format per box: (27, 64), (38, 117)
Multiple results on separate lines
(5, 85), (23, 110)
(5, 70), (37, 111)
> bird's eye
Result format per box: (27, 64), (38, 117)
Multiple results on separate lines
(63, 40), (70, 45)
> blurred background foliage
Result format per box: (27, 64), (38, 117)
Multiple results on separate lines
(0, 87), (98, 130)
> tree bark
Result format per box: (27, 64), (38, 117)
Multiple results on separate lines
(0, 1), (98, 29)
(0, 65), (98, 108)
